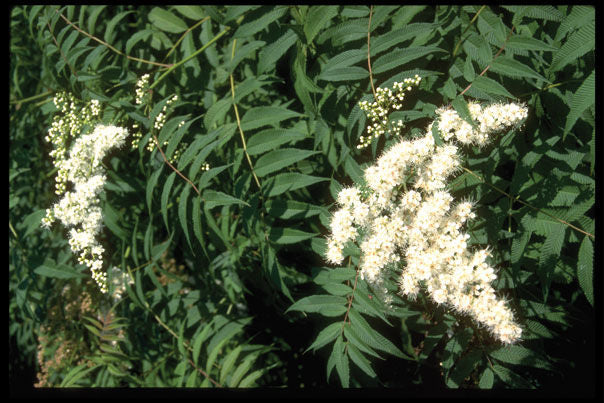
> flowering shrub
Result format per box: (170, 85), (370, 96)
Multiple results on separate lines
(10, 5), (595, 393)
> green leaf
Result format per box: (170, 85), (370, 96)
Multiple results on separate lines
(447, 350), (482, 388)
(254, 148), (318, 177)
(478, 367), (494, 389)
(104, 11), (134, 44)
(238, 368), (264, 387)
(265, 200), (322, 220)
(206, 338), (228, 376)
(347, 309), (408, 359)
(490, 56), (549, 83)
(333, 335), (349, 388)
(202, 189), (250, 210)
(471, 75), (515, 99)
(507, 35), (558, 52)
(549, 19), (594, 73)
(240, 106), (303, 131)
(228, 40), (265, 73)
(258, 28), (297, 74)
(22, 209), (45, 238)
(198, 164), (233, 190)
(60, 364), (98, 387)
(555, 5), (594, 42)
(304, 6), (339, 44)
(577, 235), (593, 306)
(246, 128), (307, 156)
(220, 345), (242, 385)
(343, 324), (382, 359)
(173, 6), (205, 20)
(372, 46), (445, 74)
(146, 167), (163, 213)
(149, 7), (188, 33)
(451, 96), (476, 128)
(318, 66), (369, 82)
(352, 290), (392, 325)
(320, 49), (366, 74)
(347, 343), (377, 378)
(264, 244), (294, 302)
(305, 322), (342, 353)
(229, 353), (258, 387)
(322, 283), (353, 296)
(103, 202), (127, 241)
(286, 295), (348, 316)
(489, 345), (553, 371)
(178, 185), (193, 250)
(233, 6), (288, 38)
(491, 364), (534, 388)
(268, 227), (317, 245)
(431, 118), (444, 146)
(161, 172), (177, 230)
(371, 23), (438, 55)
(33, 263), (86, 280)
(564, 70), (594, 135)
(203, 98), (232, 129)
(192, 324), (213, 367)
(463, 33), (493, 66)
(262, 172), (328, 197)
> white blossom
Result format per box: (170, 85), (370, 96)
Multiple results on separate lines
(325, 96), (528, 344)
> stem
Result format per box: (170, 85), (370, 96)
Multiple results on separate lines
(341, 257), (358, 332)
(461, 166), (594, 239)
(367, 6), (377, 100)
(452, 6), (486, 58)
(459, 24), (516, 98)
(162, 17), (210, 62)
(151, 133), (201, 197)
(150, 26), (230, 90)
(229, 40), (262, 192)
(57, 11), (172, 68)
(10, 90), (53, 105)
(46, 19), (77, 77)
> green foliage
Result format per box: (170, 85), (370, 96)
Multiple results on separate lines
(9, 5), (595, 392)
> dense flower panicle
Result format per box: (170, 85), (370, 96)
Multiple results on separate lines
(42, 120), (129, 294)
(435, 101), (528, 147)
(326, 89), (527, 343)
(45, 93), (103, 196)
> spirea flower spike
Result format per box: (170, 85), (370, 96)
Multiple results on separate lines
(326, 82), (527, 344)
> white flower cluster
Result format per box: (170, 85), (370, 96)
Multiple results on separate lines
(135, 73), (150, 105)
(358, 75), (422, 149)
(42, 123), (129, 293)
(154, 94), (179, 131)
(435, 102), (528, 146)
(326, 101), (528, 344)
(45, 93), (103, 195)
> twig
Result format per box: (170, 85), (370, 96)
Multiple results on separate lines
(460, 166), (594, 239)
(57, 11), (172, 68)
(341, 257), (358, 330)
(459, 24), (516, 98)
(151, 133), (201, 197)
(367, 6), (377, 100)
(46, 19), (77, 77)
(162, 17), (210, 63)
(230, 39), (262, 192)
(452, 6), (486, 58)
(150, 26), (230, 90)
(10, 90), (53, 105)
